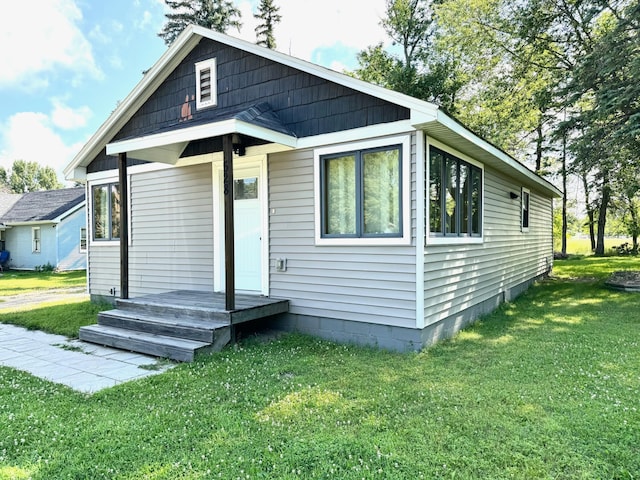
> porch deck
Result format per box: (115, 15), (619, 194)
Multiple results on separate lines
(79, 291), (289, 361)
(119, 290), (290, 325)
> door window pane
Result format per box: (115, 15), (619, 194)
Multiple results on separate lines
(234, 177), (258, 200)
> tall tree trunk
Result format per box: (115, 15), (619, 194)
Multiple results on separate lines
(561, 131), (568, 256)
(595, 174), (611, 256)
(581, 172), (596, 251)
(535, 121), (543, 173)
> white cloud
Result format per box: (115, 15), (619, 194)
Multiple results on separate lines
(0, 112), (84, 181)
(51, 100), (92, 130)
(0, 0), (101, 87)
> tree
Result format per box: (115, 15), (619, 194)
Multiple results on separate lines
(254, 0), (281, 49)
(4, 160), (63, 193)
(353, 0), (464, 113)
(158, 0), (241, 46)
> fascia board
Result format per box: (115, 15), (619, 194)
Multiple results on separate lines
(432, 111), (562, 198)
(51, 201), (86, 224)
(192, 26), (441, 115)
(106, 119), (298, 159)
(63, 31), (202, 178)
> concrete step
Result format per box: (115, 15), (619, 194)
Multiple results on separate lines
(79, 324), (231, 362)
(98, 309), (228, 343)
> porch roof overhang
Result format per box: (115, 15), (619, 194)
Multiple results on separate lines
(107, 118), (298, 164)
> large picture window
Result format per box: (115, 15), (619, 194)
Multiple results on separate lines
(321, 145), (402, 238)
(429, 146), (482, 237)
(92, 183), (120, 241)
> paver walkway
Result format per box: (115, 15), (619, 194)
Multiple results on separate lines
(0, 323), (174, 393)
(0, 289), (174, 393)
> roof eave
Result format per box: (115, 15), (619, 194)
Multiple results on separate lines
(63, 27), (203, 180)
(419, 111), (562, 199)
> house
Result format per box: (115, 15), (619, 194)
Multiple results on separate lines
(0, 188), (87, 271)
(63, 25), (561, 358)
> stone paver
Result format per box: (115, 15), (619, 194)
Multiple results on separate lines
(0, 323), (174, 394)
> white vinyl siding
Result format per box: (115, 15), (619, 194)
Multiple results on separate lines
(269, 136), (417, 329)
(87, 163), (214, 297)
(423, 166), (553, 326)
(128, 163), (214, 295)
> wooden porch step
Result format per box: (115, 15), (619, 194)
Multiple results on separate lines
(116, 298), (231, 323)
(98, 309), (228, 343)
(79, 324), (231, 362)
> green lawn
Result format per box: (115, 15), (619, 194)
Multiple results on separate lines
(0, 259), (639, 479)
(0, 270), (86, 296)
(0, 270), (97, 337)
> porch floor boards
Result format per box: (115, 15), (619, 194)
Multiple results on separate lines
(79, 291), (289, 362)
(119, 290), (290, 324)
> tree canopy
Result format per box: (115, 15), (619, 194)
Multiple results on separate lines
(158, 0), (241, 45)
(254, 0), (281, 49)
(1, 160), (63, 193)
(352, 0), (638, 255)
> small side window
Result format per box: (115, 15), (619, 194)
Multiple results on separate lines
(195, 58), (217, 110)
(32, 227), (41, 253)
(521, 188), (530, 232)
(80, 227), (87, 252)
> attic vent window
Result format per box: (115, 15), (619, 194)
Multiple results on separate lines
(196, 58), (217, 110)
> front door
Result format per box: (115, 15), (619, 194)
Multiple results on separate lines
(214, 158), (266, 294)
(233, 169), (262, 291)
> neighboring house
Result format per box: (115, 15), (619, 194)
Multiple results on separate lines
(0, 188), (87, 271)
(64, 26), (561, 352)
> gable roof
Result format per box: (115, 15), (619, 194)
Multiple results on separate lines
(0, 193), (22, 218)
(0, 188), (85, 224)
(64, 25), (561, 198)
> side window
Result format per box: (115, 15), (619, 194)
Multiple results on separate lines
(80, 227), (87, 252)
(32, 227), (41, 253)
(429, 146), (482, 237)
(92, 183), (120, 241)
(321, 145), (402, 238)
(521, 188), (530, 232)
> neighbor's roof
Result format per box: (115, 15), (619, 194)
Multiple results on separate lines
(64, 25), (561, 198)
(0, 193), (23, 218)
(0, 188), (85, 224)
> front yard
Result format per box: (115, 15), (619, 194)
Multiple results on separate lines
(0, 258), (639, 479)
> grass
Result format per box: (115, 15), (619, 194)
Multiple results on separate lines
(0, 270), (99, 338)
(0, 258), (639, 478)
(0, 270), (86, 296)
(554, 235), (633, 256)
(0, 298), (104, 338)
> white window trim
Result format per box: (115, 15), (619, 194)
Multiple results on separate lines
(425, 137), (485, 246)
(79, 227), (87, 252)
(88, 176), (132, 247)
(195, 58), (217, 110)
(32, 227), (41, 253)
(314, 134), (412, 246)
(521, 187), (530, 233)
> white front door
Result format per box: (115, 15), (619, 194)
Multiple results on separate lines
(214, 159), (266, 294)
(233, 169), (262, 291)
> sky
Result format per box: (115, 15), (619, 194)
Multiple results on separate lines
(0, 0), (389, 185)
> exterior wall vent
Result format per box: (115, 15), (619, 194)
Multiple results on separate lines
(195, 58), (217, 110)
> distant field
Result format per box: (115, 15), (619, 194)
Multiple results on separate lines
(555, 236), (632, 255)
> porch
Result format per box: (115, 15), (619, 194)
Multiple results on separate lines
(79, 291), (289, 362)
